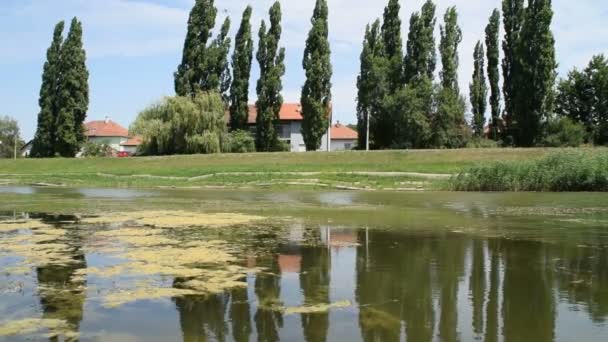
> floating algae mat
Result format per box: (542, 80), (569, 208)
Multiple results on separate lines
(81, 210), (264, 227)
(2, 189), (608, 340)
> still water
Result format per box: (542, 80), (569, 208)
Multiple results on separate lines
(1, 187), (608, 341)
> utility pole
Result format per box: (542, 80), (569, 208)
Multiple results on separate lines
(14, 132), (17, 160)
(366, 111), (370, 151)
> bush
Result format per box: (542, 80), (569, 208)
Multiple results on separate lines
(541, 117), (587, 147)
(221, 130), (256, 153)
(131, 92), (226, 155)
(466, 138), (499, 149)
(82, 141), (112, 157)
(450, 151), (608, 192)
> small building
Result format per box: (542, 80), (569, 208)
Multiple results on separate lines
(20, 140), (33, 157)
(84, 119), (141, 156)
(330, 123), (358, 151)
(246, 104), (357, 152)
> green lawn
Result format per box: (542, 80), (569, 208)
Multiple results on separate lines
(0, 148), (601, 190)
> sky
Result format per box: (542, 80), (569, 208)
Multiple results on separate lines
(1, 0), (607, 140)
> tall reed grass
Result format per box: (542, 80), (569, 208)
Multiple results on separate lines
(450, 150), (608, 192)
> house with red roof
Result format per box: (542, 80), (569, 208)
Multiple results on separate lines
(246, 103), (358, 152)
(84, 118), (141, 155)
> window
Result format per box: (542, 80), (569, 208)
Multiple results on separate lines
(344, 143), (352, 150)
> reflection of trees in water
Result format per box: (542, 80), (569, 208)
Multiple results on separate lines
(356, 231), (436, 342)
(469, 239), (486, 337)
(299, 227), (330, 342)
(35, 215), (86, 341)
(434, 234), (466, 342)
(551, 239), (608, 323)
(230, 286), (252, 342)
(502, 240), (555, 342)
(254, 253), (283, 342)
(484, 239), (501, 342)
(174, 293), (229, 342)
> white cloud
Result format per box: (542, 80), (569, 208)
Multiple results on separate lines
(3, 0), (607, 137)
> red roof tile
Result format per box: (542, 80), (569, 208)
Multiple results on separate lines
(331, 123), (358, 140)
(120, 136), (143, 146)
(85, 120), (129, 138)
(247, 103), (304, 124)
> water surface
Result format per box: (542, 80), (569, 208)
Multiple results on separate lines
(1, 187), (607, 341)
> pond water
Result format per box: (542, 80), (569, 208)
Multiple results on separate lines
(1, 187), (608, 341)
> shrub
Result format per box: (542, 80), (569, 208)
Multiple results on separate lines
(541, 117), (587, 147)
(450, 150), (608, 192)
(221, 130), (256, 153)
(466, 138), (499, 149)
(131, 92), (226, 155)
(82, 141), (112, 157)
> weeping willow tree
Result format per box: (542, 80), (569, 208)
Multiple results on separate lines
(131, 92), (226, 155)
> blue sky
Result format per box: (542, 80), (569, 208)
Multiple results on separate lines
(1, 0), (606, 140)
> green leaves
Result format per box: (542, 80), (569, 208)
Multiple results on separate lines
(31, 18), (88, 158)
(229, 6), (254, 131)
(470, 41), (487, 137)
(301, 0), (332, 151)
(175, 0), (231, 99)
(485, 9), (501, 140)
(255, 2), (285, 152)
(404, 0), (436, 84)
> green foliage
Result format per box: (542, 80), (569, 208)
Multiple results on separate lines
(130, 92), (226, 155)
(81, 141), (112, 157)
(55, 18), (89, 157)
(501, 0), (524, 138)
(439, 7), (462, 94)
(541, 117), (586, 147)
(221, 130), (256, 153)
(451, 151), (608, 192)
(301, 0), (332, 151)
(229, 6), (254, 131)
(0, 116), (22, 158)
(485, 9), (501, 140)
(31, 22), (64, 158)
(432, 87), (469, 149)
(403, 0), (436, 84)
(470, 41), (487, 137)
(466, 138), (499, 149)
(356, 20), (387, 150)
(381, 0), (404, 91)
(391, 76), (433, 149)
(31, 18), (89, 158)
(174, 0), (231, 98)
(556, 55), (608, 145)
(512, 0), (557, 146)
(255, 2), (286, 152)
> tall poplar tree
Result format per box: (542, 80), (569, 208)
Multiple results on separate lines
(207, 17), (232, 102)
(301, 0), (332, 151)
(381, 0), (404, 92)
(439, 7), (462, 94)
(255, 2), (286, 152)
(174, 0), (218, 97)
(55, 17), (89, 157)
(433, 7), (467, 148)
(229, 6), (254, 131)
(470, 41), (487, 137)
(403, 0), (437, 84)
(513, 0), (556, 146)
(31, 21), (65, 158)
(356, 20), (387, 149)
(485, 9), (501, 140)
(502, 0), (524, 139)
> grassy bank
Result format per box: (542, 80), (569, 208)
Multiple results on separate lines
(451, 150), (608, 192)
(0, 148), (603, 190)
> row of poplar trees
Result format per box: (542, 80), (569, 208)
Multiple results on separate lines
(174, 0), (332, 152)
(357, 0), (557, 149)
(31, 18), (89, 157)
(469, 0), (556, 147)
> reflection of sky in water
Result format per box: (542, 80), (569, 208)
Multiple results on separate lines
(317, 192), (358, 206)
(76, 188), (157, 199)
(0, 186), (36, 195)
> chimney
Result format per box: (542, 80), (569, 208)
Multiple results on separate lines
(104, 116), (109, 124)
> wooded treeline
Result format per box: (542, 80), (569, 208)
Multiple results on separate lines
(29, 0), (607, 158)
